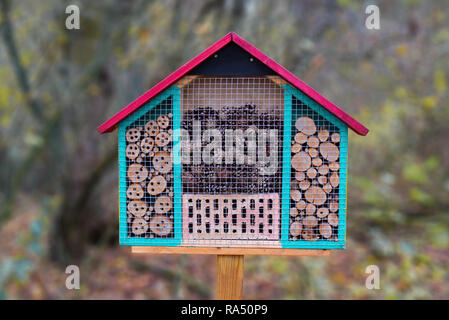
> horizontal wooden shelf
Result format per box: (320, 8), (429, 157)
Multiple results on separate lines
(131, 246), (330, 256)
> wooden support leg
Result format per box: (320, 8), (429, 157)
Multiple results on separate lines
(216, 255), (244, 300)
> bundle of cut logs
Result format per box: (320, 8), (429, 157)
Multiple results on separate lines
(181, 105), (283, 194)
(289, 116), (341, 241)
(125, 113), (175, 238)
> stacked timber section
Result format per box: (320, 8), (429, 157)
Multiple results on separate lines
(289, 96), (341, 242)
(125, 97), (175, 239)
(179, 76), (284, 247)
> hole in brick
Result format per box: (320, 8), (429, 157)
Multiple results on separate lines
(205, 223), (210, 233)
(268, 214), (273, 225)
(214, 199), (219, 210)
(214, 214), (219, 225)
(232, 214), (237, 226)
(205, 206), (210, 217)
(224, 222), (229, 233)
(250, 214), (255, 226)
(188, 206), (193, 217)
(196, 214), (202, 226)
(250, 199), (255, 210)
(223, 207), (228, 217)
(268, 199), (273, 210)
(232, 199), (237, 210)
(250, 229), (255, 233)
(196, 199), (201, 210)
(259, 223), (264, 233)
(242, 223), (247, 233)
(241, 207), (246, 218)
(188, 223), (193, 234)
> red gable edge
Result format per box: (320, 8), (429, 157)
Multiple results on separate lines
(98, 32), (368, 136)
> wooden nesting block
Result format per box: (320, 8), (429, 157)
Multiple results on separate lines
(181, 194), (280, 244)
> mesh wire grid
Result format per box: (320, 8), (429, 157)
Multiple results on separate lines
(289, 96), (342, 242)
(122, 76), (344, 247)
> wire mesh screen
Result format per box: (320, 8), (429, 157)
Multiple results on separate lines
(121, 77), (345, 248)
(124, 97), (175, 239)
(289, 96), (342, 242)
(180, 77), (284, 247)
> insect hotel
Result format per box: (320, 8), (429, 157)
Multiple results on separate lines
(98, 33), (368, 254)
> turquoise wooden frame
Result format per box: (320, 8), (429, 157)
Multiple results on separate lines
(118, 84), (348, 249)
(280, 84), (348, 249)
(118, 86), (182, 246)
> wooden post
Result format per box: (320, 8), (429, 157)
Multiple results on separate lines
(216, 255), (244, 300)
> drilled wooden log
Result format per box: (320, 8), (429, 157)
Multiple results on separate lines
(127, 164), (148, 183)
(126, 128), (141, 143)
(316, 207), (329, 218)
(126, 144), (140, 160)
(131, 217), (148, 235)
(128, 200), (148, 217)
(147, 175), (167, 196)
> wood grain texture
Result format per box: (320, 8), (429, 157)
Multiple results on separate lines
(217, 255), (244, 300)
(131, 246), (330, 256)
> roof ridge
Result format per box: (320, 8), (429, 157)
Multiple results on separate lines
(98, 33), (368, 135)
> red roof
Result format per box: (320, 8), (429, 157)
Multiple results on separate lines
(98, 32), (368, 135)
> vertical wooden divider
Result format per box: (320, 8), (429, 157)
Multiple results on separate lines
(216, 255), (244, 300)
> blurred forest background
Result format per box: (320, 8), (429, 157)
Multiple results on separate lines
(1, 0), (448, 299)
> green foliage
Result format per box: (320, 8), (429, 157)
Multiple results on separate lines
(0, 0), (448, 299)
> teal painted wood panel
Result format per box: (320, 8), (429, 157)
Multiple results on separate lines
(119, 87), (181, 246)
(281, 84), (348, 249)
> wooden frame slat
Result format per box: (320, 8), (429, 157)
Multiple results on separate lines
(131, 246), (329, 256)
